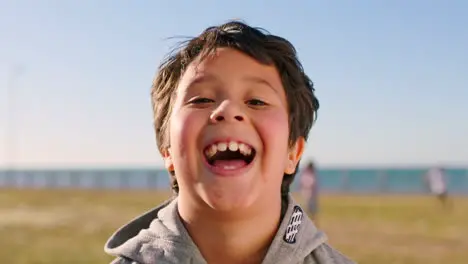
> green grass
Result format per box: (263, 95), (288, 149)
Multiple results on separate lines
(1, 189), (467, 264)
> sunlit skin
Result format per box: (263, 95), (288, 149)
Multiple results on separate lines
(163, 48), (305, 263)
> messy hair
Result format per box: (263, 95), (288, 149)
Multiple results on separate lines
(151, 20), (319, 199)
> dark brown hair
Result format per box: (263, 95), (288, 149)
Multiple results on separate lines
(151, 20), (320, 198)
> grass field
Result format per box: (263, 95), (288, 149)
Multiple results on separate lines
(1, 189), (467, 264)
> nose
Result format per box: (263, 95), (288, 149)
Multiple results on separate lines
(210, 100), (245, 123)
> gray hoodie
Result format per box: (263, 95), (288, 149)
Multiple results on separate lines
(104, 195), (355, 264)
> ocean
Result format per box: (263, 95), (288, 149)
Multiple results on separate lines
(0, 167), (467, 195)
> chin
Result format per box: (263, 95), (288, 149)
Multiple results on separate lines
(199, 185), (258, 212)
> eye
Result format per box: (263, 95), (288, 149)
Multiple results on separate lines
(246, 99), (267, 106)
(189, 97), (214, 104)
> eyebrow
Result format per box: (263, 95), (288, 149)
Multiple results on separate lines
(187, 73), (278, 94)
(187, 74), (218, 87)
(242, 76), (277, 93)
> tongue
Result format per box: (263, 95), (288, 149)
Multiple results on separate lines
(212, 159), (247, 170)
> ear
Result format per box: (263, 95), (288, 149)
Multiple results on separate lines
(284, 137), (305, 174)
(162, 148), (174, 172)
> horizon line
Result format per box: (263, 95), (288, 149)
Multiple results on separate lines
(0, 163), (467, 170)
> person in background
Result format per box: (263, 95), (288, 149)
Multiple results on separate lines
(425, 166), (450, 208)
(300, 161), (320, 222)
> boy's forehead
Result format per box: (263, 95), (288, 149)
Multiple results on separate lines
(190, 48), (238, 72)
(181, 48), (281, 85)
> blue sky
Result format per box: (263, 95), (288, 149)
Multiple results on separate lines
(1, 1), (467, 168)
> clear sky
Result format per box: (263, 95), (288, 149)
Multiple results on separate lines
(1, 1), (467, 168)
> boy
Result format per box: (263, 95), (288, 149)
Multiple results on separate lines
(105, 20), (355, 264)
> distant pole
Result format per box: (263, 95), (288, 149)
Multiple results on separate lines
(5, 66), (23, 172)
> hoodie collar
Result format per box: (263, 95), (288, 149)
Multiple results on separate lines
(104, 195), (327, 264)
(262, 195), (328, 263)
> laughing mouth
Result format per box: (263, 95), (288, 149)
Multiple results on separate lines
(204, 141), (256, 167)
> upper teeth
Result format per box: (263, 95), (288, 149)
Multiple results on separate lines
(205, 141), (252, 158)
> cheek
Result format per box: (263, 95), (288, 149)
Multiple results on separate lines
(256, 109), (290, 161)
(259, 109), (289, 141)
(170, 110), (203, 160)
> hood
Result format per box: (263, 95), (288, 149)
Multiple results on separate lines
(262, 196), (328, 263)
(104, 197), (205, 263)
(104, 195), (328, 264)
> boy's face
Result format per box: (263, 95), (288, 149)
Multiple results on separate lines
(164, 48), (304, 211)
